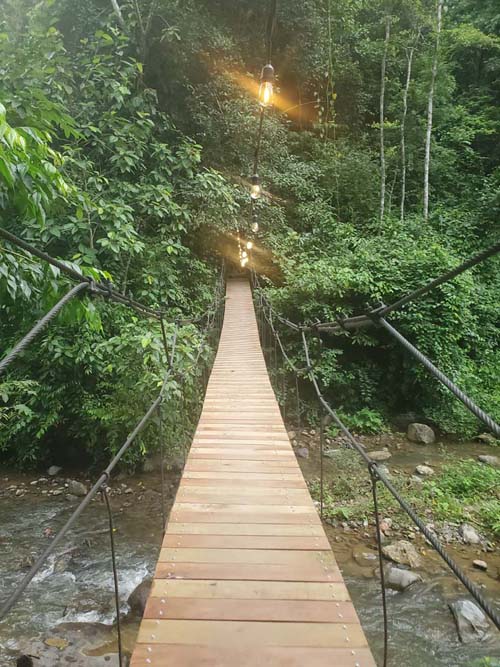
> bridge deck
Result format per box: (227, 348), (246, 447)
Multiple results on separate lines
(131, 278), (376, 666)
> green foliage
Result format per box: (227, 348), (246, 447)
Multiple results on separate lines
(424, 460), (500, 535)
(1, 0), (500, 466)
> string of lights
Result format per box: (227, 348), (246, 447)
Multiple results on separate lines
(239, 0), (278, 268)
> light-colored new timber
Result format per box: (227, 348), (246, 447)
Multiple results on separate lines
(130, 278), (376, 667)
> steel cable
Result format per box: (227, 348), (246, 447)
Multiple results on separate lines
(0, 282), (89, 376)
(254, 294), (500, 631)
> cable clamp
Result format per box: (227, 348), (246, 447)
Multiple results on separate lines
(368, 460), (380, 481)
(366, 301), (386, 323)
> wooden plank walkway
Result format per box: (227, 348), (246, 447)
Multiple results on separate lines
(131, 278), (376, 667)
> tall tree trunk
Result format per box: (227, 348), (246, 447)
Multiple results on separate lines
(109, 0), (126, 31)
(400, 42), (416, 223)
(423, 0), (444, 222)
(379, 16), (391, 223)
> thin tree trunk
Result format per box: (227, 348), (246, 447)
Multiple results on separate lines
(380, 16), (391, 223)
(400, 42), (416, 223)
(110, 0), (126, 31)
(423, 0), (444, 222)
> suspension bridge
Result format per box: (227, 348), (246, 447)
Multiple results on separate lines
(130, 278), (375, 666)
(1, 228), (500, 665)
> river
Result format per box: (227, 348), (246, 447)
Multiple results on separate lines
(0, 447), (499, 665)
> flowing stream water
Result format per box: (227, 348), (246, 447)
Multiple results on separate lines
(0, 449), (499, 666)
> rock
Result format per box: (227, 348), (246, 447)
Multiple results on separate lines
(369, 450), (392, 462)
(142, 458), (156, 473)
(476, 433), (497, 446)
(382, 540), (422, 568)
(472, 559), (487, 571)
(52, 489), (63, 496)
(48, 465), (62, 476)
(460, 523), (481, 545)
(128, 577), (153, 616)
(142, 489), (161, 502)
(15, 489), (24, 497)
(411, 475), (424, 485)
(296, 447), (309, 459)
(449, 599), (491, 643)
(407, 423), (435, 445)
(322, 449), (340, 459)
(415, 464), (434, 477)
(44, 636), (69, 650)
(287, 430), (296, 440)
(478, 454), (500, 467)
(67, 480), (88, 497)
(124, 487), (133, 494)
(385, 565), (422, 591)
(377, 465), (391, 477)
(352, 548), (378, 568)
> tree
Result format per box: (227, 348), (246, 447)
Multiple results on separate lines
(423, 0), (444, 221)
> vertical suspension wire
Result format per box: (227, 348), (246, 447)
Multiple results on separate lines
(158, 402), (167, 535)
(295, 374), (301, 430)
(319, 407), (325, 518)
(370, 466), (389, 667)
(101, 486), (123, 667)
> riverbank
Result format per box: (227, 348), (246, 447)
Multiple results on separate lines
(0, 430), (499, 666)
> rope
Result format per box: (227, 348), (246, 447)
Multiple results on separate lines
(265, 0), (278, 63)
(0, 228), (161, 319)
(254, 293), (500, 631)
(370, 465), (389, 667)
(253, 240), (500, 334)
(377, 317), (500, 437)
(0, 269), (225, 623)
(101, 486), (123, 667)
(0, 282), (89, 376)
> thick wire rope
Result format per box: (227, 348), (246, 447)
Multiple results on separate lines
(370, 468), (389, 667)
(0, 282), (89, 376)
(0, 266), (224, 623)
(378, 317), (500, 437)
(0, 228), (161, 319)
(254, 292), (500, 631)
(101, 486), (123, 667)
(253, 240), (500, 334)
(0, 344), (175, 622)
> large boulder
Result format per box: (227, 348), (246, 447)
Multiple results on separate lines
(449, 600), (491, 643)
(478, 454), (500, 468)
(385, 565), (422, 591)
(407, 423), (435, 445)
(382, 540), (422, 568)
(128, 577), (152, 616)
(415, 464), (434, 477)
(67, 480), (88, 497)
(460, 523), (481, 545)
(370, 449), (392, 462)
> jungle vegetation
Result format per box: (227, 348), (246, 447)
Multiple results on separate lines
(0, 0), (499, 466)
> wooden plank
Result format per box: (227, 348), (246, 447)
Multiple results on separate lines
(151, 579), (351, 600)
(155, 562), (341, 582)
(144, 598), (361, 623)
(158, 548), (337, 566)
(162, 534), (331, 550)
(131, 645), (376, 667)
(137, 619), (367, 648)
(165, 523), (325, 536)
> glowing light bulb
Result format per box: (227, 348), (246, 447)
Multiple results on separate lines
(251, 221), (259, 233)
(259, 64), (275, 107)
(246, 241), (253, 250)
(250, 174), (261, 200)
(242, 251), (248, 258)
(241, 257), (249, 267)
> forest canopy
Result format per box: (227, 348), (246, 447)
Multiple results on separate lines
(1, 0), (499, 466)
